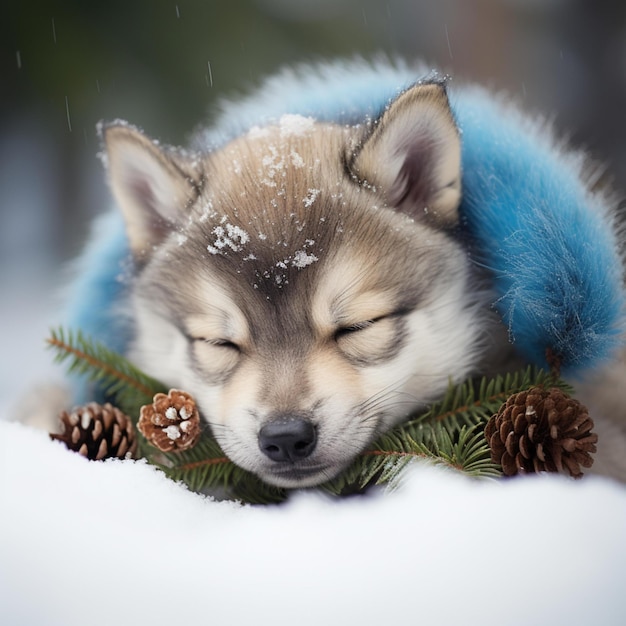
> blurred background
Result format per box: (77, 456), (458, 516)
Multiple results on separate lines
(2, 0), (626, 405)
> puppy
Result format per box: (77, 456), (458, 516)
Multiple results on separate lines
(54, 59), (626, 486)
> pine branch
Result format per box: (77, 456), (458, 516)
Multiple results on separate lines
(46, 327), (165, 418)
(404, 367), (570, 431)
(320, 367), (559, 497)
(49, 327), (567, 504)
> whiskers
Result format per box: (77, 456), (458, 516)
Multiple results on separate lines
(348, 377), (421, 440)
(355, 378), (409, 421)
(200, 417), (230, 437)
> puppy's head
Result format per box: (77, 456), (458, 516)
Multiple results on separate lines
(101, 83), (486, 487)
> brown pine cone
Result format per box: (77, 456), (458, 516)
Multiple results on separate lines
(138, 389), (201, 453)
(485, 387), (597, 478)
(50, 402), (137, 460)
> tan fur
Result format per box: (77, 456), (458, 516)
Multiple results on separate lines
(575, 345), (626, 482)
(351, 83), (461, 226)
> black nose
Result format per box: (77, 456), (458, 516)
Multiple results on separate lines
(258, 418), (317, 462)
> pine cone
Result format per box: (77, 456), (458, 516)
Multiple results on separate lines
(138, 389), (201, 453)
(50, 402), (137, 460)
(485, 387), (597, 478)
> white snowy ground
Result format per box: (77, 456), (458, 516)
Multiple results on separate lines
(1, 416), (626, 626)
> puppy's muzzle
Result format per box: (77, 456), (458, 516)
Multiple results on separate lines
(258, 417), (317, 463)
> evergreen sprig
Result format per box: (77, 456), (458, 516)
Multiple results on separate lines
(47, 327), (566, 504)
(321, 368), (571, 497)
(47, 327), (164, 418)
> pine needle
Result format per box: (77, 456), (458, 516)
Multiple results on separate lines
(46, 326), (165, 418)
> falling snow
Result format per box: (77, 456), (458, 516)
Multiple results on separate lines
(65, 96), (72, 132)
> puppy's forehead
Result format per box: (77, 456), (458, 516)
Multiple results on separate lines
(179, 123), (349, 292)
(206, 118), (348, 195)
(167, 117), (452, 322)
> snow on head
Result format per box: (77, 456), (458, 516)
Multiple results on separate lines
(290, 150), (305, 168)
(260, 145), (285, 188)
(207, 220), (250, 255)
(292, 250), (318, 269)
(247, 125), (270, 139)
(198, 199), (216, 223)
(279, 114), (315, 138)
(303, 188), (320, 208)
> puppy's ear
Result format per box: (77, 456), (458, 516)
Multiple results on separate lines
(350, 82), (461, 227)
(101, 122), (200, 257)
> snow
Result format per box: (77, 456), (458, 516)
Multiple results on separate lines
(1, 418), (626, 626)
(198, 200), (216, 223)
(247, 125), (270, 139)
(278, 113), (315, 137)
(292, 249), (318, 268)
(303, 187), (320, 208)
(207, 222), (250, 255)
(290, 149), (305, 168)
(163, 424), (181, 440)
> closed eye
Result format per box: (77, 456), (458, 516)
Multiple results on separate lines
(334, 318), (379, 340)
(194, 337), (241, 352)
(333, 311), (409, 366)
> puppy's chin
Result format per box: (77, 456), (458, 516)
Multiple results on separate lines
(256, 464), (344, 489)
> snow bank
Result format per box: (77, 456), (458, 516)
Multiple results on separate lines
(1, 419), (625, 626)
